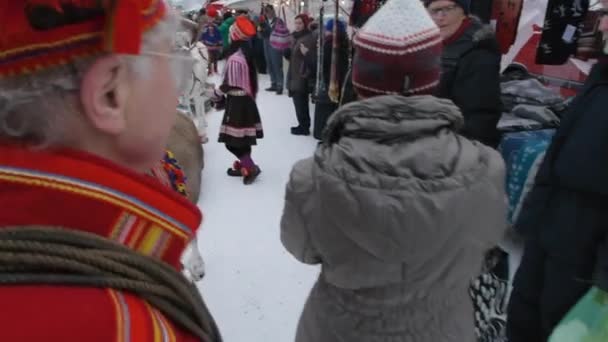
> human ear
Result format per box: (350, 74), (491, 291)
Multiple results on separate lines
(79, 55), (130, 135)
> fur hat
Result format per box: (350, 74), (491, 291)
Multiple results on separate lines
(352, 0), (443, 98)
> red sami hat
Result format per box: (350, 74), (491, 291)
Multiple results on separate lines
(0, 0), (167, 78)
(229, 16), (256, 41)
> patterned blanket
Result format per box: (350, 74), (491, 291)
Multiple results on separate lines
(471, 129), (556, 342)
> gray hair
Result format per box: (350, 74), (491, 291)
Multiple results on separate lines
(0, 13), (178, 147)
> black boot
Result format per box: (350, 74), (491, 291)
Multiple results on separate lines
(291, 126), (310, 136)
(242, 166), (261, 185)
(265, 86), (277, 92)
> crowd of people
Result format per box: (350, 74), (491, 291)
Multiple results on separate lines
(192, 4), (351, 140)
(2, 0), (608, 341)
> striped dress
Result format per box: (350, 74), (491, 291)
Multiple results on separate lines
(218, 49), (264, 147)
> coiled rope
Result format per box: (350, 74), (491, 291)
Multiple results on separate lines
(0, 226), (221, 342)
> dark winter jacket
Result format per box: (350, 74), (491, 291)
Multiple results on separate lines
(507, 62), (608, 342)
(281, 95), (507, 342)
(285, 30), (315, 93)
(437, 17), (502, 148)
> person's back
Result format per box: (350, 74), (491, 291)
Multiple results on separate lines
(280, 1), (507, 341)
(282, 96), (507, 342)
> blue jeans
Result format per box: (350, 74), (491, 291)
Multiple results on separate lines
(263, 39), (284, 90)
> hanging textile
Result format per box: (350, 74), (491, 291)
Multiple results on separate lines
(491, 0), (525, 54)
(535, 0), (590, 65)
(348, 0), (386, 28)
(573, 9), (602, 61)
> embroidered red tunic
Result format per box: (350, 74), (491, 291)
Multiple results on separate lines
(0, 143), (203, 342)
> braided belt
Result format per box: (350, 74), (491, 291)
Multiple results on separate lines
(227, 90), (247, 96)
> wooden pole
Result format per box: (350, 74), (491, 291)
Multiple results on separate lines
(327, 0), (340, 103)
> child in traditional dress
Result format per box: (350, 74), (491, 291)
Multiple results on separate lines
(208, 16), (263, 185)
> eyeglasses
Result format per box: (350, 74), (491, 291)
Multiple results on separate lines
(140, 50), (198, 94)
(428, 5), (458, 17)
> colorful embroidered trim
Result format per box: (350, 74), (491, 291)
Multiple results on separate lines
(108, 289), (130, 342)
(145, 301), (178, 342)
(109, 212), (172, 259)
(0, 165), (193, 239)
(108, 289), (178, 342)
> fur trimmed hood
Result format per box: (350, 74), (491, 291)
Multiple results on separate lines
(469, 16), (500, 51)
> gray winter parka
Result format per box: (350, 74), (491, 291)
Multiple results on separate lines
(280, 95), (508, 342)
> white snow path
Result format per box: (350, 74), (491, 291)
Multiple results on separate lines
(195, 74), (320, 342)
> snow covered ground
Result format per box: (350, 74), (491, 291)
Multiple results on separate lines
(195, 74), (320, 342)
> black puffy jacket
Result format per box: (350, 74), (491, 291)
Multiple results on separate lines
(507, 63), (608, 342)
(437, 17), (502, 148)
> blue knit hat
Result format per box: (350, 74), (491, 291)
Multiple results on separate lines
(325, 18), (346, 34)
(424, 0), (470, 14)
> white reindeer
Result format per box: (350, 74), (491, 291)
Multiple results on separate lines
(175, 29), (211, 144)
(173, 27), (210, 283)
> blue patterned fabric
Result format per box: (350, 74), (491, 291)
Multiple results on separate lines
(469, 129), (555, 342)
(498, 129), (556, 224)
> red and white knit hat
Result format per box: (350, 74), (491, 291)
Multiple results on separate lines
(229, 16), (256, 42)
(352, 0), (443, 98)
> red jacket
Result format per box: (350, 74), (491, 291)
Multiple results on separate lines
(0, 144), (203, 341)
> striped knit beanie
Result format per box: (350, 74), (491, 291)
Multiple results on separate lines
(352, 0), (443, 98)
(229, 16), (256, 42)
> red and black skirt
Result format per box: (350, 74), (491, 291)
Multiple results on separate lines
(218, 93), (264, 147)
